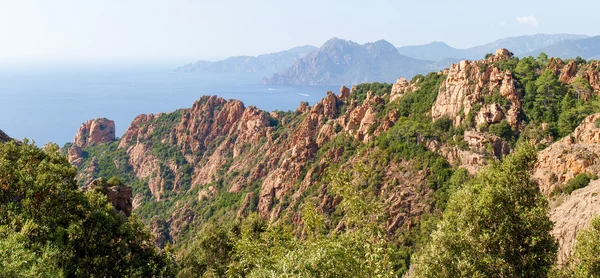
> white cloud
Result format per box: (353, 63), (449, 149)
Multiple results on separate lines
(516, 16), (538, 27)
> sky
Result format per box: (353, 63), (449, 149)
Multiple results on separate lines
(0, 0), (599, 65)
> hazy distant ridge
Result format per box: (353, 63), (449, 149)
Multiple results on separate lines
(176, 45), (317, 73)
(397, 34), (589, 61)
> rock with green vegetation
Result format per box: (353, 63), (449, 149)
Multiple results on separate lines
(410, 145), (557, 277)
(62, 50), (600, 276)
(0, 140), (175, 277)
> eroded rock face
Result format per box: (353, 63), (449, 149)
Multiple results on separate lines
(390, 77), (419, 102)
(339, 85), (350, 100)
(426, 131), (509, 175)
(431, 51), (521, 128)
(68, 146), (84, 167)
(68, 118), (116, 165)
(475, 103), (504, 127)
(550, 180), (600, 265)
(534, 113), (600, 196)
(73, 118), (116, 148)
(106, 185), (133, 217)
(464, 131), (510, 157)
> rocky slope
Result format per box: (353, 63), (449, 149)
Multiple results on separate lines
(530, 113), (600, 264)
(71, 82), (452, 245)
(177, 45), (317, 74)
(534, 113), (600, 195)
(70, 49), (600, 258)
(262, 38), (434, 85)
(550, 180), (600, 265)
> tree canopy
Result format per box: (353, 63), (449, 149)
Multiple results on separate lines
(410, 145), (557, 277)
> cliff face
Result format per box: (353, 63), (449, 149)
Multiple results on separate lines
(550, 180), (600, 266)
(115, 90), (403, 218)
(534, 113), (600, 196)
(85, 178), (133, 217)
(68, 118), (116, 166)
(431, 49), (521, 128)
(73, 118), (116, 148)
(73, 80), (450, 245)
(531, 113), (600, 264)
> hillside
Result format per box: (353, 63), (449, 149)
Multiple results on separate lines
(262, 38), (435, 85)
(176, 45), (317, 73)
(58, 48), (600, 275)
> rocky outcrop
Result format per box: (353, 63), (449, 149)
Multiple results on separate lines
(550, 180), (600, 265)
(0, 129), (11, 143)
(73, 118), (116, 148)
(339, 85), (350, 100)
(534, 113), (600, 196)
(106, 185), (133, 217)
(426, 131), (509, 175)
(475, 103), (504, 127)
(463, 131), (510, 157)
(390, 77), (419, 102)
(68, 118), (116, 165)
(431, 49), (521, 128)
(86, 178), (133, 217)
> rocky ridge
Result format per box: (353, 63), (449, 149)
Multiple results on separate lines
(431, 48), (521, 128)
(69, 49), (600, 255)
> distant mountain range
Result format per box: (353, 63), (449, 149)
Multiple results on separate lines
(262, 38), (434, 85)
(176, 45), (317, 73)
(397, 34), (589, 61)
(179, 33), (600, 85)
(524, 35), (600, 60)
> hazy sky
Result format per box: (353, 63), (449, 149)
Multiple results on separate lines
(1, 0), (598, 64)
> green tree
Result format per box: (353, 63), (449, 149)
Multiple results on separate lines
(410, 145), (557, 277)
(177, 221), (236, 278)
(225, 165), (402, 277)
(533, 70), (566, 123)
(0, 140), (175, 277)
(571, 77), (593, 102)
(538, 52), (549, 66)
(514, 56), (540, 86)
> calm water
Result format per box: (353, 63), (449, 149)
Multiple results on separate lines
(0, 67), (340, 146)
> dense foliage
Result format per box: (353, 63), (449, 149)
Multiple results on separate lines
(411, 145), (557, 277)
(0, 141), (175, 277)
(177, 164), (408, 277)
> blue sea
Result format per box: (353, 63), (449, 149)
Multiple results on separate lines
(0, 66), (340, 146)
